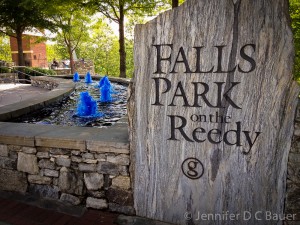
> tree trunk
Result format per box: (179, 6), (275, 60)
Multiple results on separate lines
(172, 0), (179, 8)
(68, 45), (75, 74)
(16, 28), (25, 82)
(119, 5), (126, 78)
(16, 29), (25, 66)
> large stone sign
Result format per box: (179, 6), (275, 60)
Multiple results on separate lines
(128, 0), (299, 224)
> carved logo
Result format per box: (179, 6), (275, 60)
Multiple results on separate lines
(181, 158), (204, 179)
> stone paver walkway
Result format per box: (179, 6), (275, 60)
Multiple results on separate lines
(0, 84), (50, 107)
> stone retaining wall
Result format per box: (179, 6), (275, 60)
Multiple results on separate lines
(31, 76), (59, 90)
(0, 143), (134, 214)
(0, 73), (17, 83)
(286, 99), (300, 224)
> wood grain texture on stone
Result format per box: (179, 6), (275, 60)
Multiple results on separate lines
(129, 0), (299, 224)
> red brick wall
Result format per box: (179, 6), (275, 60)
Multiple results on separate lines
(10, 35), (47, 68)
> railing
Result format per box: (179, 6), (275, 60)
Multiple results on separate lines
(0, 66), (48, 84)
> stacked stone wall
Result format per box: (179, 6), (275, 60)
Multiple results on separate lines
(286, 100), (300, 224)
(0, 144), (134, 214)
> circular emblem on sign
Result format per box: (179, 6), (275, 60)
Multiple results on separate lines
(181, 158), (204, 179)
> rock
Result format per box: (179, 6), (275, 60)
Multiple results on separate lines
(83, 159), (98, 164)
(37, 152), (50, 159)
(84, 173), (104, 191)
(78, 163), (96, 172)
(56, 157), (71, 167)
(0, 156), (17, 170)
(95, 153), (106, 161)
(53, 178), (58, 186)
(44, 169), (59, 177)
(86, 197), (107, 209)
(106, 187), (134, 206)
(71, 150), (81, 156)
(38, 159), (56, 170)
(97, 162), (119, 175)
(28, 184), (59, 199)
(50, 148), (70, 155)
(9, 151), (18, 160)
(88, 190), (105, 198)
(82, 153), (94, 159)
(28, 175), (52, 185)
(7, 145), (21, 152)
(60, 193), (81, 205)
(58, 167), (84, 195)
(118, 166), (129, 176)
(112, 176), (131, 190)
(0, 145), (8, 157)
(17, 152), (39, 174)
(0, 168), (27, 193)
(71, 156), (82, 163)
(130, 0), (299, 223)
(109, 204), (135, 216)
(289, 153), (300, 163)
(107, 154), (130, 166)
(21, 147), (37, 154)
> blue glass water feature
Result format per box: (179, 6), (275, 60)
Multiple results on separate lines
(85, 71), (92, 84)
(76, 91), (103, 117)
(99, 75), (110, 88)
(73, 72), (80, 82)
(99, 76), (113, 102)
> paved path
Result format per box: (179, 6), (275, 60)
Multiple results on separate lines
(0, 84), (50, 107)
(0, 197), (118, 225)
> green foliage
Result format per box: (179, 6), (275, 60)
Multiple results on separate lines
(0, 36), (11, 62)
(0, 66), (11, 73)
(76, 18), (121, 77)
(290, 0), (300, 80)
(23, 67), (56, 76)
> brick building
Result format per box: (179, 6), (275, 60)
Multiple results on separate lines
(10, 34), (47, 68)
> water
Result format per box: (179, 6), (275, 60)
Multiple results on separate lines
(12, 81), (128, 128)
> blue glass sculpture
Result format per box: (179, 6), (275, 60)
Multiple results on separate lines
(99, 76), (113, 102)
(85, 71), (92, 84)
(73, 72), (80, 82)
(76, 91), (102, 117)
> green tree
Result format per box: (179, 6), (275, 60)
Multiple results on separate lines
(290, 0), (300, 80)
(0, 35), (12, 62)
(53, 5), (91, 74)
(87, 0), (159, 78)
(0, 0), (56, 67)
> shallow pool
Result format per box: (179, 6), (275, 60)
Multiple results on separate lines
(12, 81), (128, 128)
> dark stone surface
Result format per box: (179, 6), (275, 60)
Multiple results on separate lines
(0, 169), (27, 193)
(28, 184), (60, 199)
(116, 214), (174, 225)
(109, 203), (135, 216)
(50, 148), (71, 155)
(106, 187), (133, 206)
(58, 168), (85, 195)
(0, 156), (16, 170)
(38, 159), (56, 169)
(97, 162), (119, 175)
(0, 190), (86, 217)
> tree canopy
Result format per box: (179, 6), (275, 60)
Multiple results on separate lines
(290, 0), (300, 80)
(0, 0), (57, 66)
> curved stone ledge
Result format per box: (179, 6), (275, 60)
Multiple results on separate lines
(0, 76), (75, 121)
(0, 118), (129, 152)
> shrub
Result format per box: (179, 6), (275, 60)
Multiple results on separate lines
(0, 66), (10, 73)
(23, 67), (57, 76)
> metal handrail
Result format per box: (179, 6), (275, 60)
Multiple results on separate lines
(12, 66), (48, 77)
